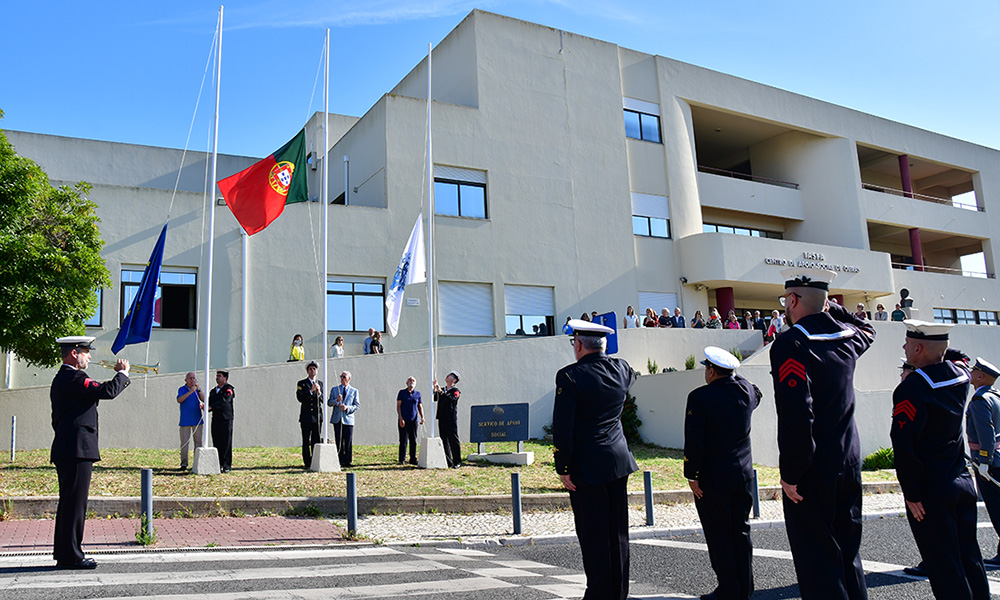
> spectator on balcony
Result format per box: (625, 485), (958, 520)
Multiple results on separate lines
(726, 311), (741, 330)
(659, 308), (672, 328)
(854, 303), (869, 320)
(706, 309), (723, 329)
(742, 311), (754, 331)
(766, 310), (784, 342)
(623, 306), (640, 329)
(691, 310), (706, 329)
(873, 304), (889, 321)
(670, 307), (686, 328)
(752, 310), (767, 334)
(892, 304), (907, 322)
(643, 308), (658, 328)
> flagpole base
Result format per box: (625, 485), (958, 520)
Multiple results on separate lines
(309, 443), (341, 472)
(418, 437), (449, 469)
(192, 447), (220, 475)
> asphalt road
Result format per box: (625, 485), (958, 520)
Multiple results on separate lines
(2, 510), (999, 599)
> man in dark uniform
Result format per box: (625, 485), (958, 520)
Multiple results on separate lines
(296, 361), (324, 469)
(50, 336), (130, 569)
(770, 267), (874, 600)
(433, 371), (462, 468)
(685, 346), (761, 600)
(208, 370), (235, 472)
(553, 319), (638, 600)
(892, 320), (988, 599)
(966, 356), (1000, 566)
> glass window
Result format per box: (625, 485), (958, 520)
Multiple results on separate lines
(326, 280), (385, 333)
(956, 309), (977, 325)
(623, 110), (641, 139)
(649, 217), (670, 238)
(624, 109), (661, 143)
(120, 268), (197, 329)
(633, 216), (650, 236)
(434, 181), (460, 217)
(505, 315), (554, 337)
(434, 179), (487, 219)
(703, 223), (783, 240)
(84, 289), (102, 327)
(933, 308), (956, 324)
(979, 311), (998, 325)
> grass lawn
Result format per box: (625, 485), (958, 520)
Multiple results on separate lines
(0, 441), (896, 499)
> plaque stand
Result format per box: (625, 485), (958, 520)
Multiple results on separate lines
(468, 440), (535, 466)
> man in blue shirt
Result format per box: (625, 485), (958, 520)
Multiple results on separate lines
(176, 372), (204, 470)
(396, 376), (425, 465)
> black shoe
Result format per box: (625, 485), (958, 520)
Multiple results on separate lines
(409, 459), (418, 465)
(699, 591), (720, 600)
(984, 554), (1000, 566)
(903, 563), (927, 577)
(398, 460), (405, 465)
(57, 558), (97, 570)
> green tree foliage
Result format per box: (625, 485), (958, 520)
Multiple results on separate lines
(0, 112), (110, 366)
(622, 391), (643, 444)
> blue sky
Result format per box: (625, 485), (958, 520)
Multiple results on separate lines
(2, 1), (998, 158)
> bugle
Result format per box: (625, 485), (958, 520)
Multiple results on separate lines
(97, 360), (159, 374)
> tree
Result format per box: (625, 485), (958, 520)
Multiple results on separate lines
(0, 111), (110, 367)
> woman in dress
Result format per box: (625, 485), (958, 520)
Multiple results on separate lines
(330, 335), (345, 358)
(623, 306), (640, 329)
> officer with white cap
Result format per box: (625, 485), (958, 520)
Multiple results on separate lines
(769, 267), (875, 600)
(432, 369), (463, 468)
(684, 346), (761, 600)
(966, 356), (1000, 565)
(553, 318), (638, 600)
(892, 320), (988, 598)
(50, 336), (130, 569)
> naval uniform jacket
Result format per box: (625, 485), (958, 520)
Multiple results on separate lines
(434, 386), (460, 427)
(553, 352), (638, 487)
(967, 383), (1000, 468)
(683, 374), (761, 485)
(296, 378), (324, 426)
(208, 383), (235, 421)
(50, 365), (130, 462)
(892, 361), (972, 502)
(769, 302), (874, 485)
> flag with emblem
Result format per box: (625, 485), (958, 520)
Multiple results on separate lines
(218, 129), (308, 235)
(385, 213), (426, 337)
(111, 224), (167, 354)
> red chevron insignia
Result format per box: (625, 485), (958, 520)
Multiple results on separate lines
(893, 400), (916, 428)
(779, 359), (807, 386)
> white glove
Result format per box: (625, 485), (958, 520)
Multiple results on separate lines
(979, 463), (990, 478)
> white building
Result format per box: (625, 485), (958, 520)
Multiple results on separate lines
(2, 10), (999, 454)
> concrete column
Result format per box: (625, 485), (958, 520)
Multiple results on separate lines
(662, 97), (702, 239)
(716, 287), (735, 320)
(909, 227), (925, 272)
(898, 155), (913, 198)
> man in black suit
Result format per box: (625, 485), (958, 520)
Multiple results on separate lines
(296, 361), (324, 469)
(684, 346), (761, 600)
(208, 370), (235, 472)
(50, 336), (130, 569)
(553, 319), (638, 600)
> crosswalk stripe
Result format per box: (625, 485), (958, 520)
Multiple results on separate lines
(0, 546), (401, 568)
(0, 559), (454, 590)
(106, 576), (519, 600)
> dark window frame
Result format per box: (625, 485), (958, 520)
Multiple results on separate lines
(326, 280), (386, 333)
(505, 314), (555, 337)
(933, 307), (998, 325)
(703, 222), (783, 239)
(632, 215), (671, 239)
(434, 178), (488, 219)
(120, 269), (197, 330)
(624, 109), (662, 143)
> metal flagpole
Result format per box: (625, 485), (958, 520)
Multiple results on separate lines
(426, 42), (436, 438)
(202, 5), (222, 448)
(241, 230), (248, 366)
(321, 28), (330, 443)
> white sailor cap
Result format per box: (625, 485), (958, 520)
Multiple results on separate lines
(56, 336), (96, 350)
(973, 358), (1000, 379)
(564, 319), (614, 337)
(700, 346), (740, 371)
(447, 370), (461, 382)
(780, 267), (836, 291)
(903, 319), (953, 341)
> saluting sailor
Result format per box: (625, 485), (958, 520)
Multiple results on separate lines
(50, 336), (130, 570)
(892, 321), (988, 599)
(769, 267), (874, 600)
(967, 356), (1000, 566)
(553, 319), (638, 600)
(684, 346), (761, 600)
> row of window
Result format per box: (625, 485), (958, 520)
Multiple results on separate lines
(703, 223), (783, 239)
(933, 308), (999, 326)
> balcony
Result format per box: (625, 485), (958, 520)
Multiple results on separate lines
(697, 167), (804, 221)
(862, 183), (982, 212)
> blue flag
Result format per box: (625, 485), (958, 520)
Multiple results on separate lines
(111, 224), (167, 354)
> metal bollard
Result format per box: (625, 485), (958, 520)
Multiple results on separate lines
(10, 416), (15, 462)
(752, 469), (760, 519)
(644, 470), (654, 526)
(511, 473), (522, 534)
(141, 468), (153, 538)
(346, 472), (358, 534)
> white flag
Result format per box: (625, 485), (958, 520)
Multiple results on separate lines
(385, 213), (427, 337)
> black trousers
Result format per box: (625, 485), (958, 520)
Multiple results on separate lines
(977, 466), (1000, 557)
(53, 459), (93, 563)
(569, 475), (631, 600)
(694, 477), (754, 600)
(333, 422), (354, 467)
(783, 464), (867, 600)
(908, 474), (989, 600)
(211, 418), (233, 470)
(300, 422), (321, 469)
(438, 418), (461, 467)
(398, 419), (418, 463)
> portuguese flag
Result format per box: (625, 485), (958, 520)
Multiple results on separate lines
(218, 129), (308, 235)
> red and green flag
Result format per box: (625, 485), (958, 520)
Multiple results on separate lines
(218, 129), (308, 235)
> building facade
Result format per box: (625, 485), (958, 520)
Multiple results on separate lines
(3, 9), (1000, 387)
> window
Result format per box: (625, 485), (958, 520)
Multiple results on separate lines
(623, 98), (661, 143)
(934, 308), (999, 325)
(84, 288), (102, 327)
(439, 281), (494, 336)
(638, 292), (678, 316)
(434, 166), (487, 219)
(632, 193), (670, 239)
(327, 279), (385, 332)
(703, 223), (783, 239)
(505, 285), (555, 337)
(121, 269), (197, 329)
